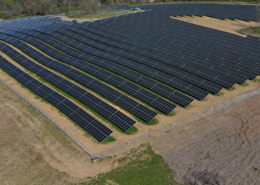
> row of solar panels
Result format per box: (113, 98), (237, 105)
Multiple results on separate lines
(80, 14), (260, 81)
(52, 23), (248, 88)
(10, 15), (259, 100)
(68, 25), (247, 88)
(0, 17), (66, 30)
(0, 31), (177, 115)
(0, 29), (194, 108)
(0, 40), (142, 131)
(0, 54), (112, 142)
(0, 34), (163, 124)
(35, 27), (209, 100)
(61, 24), (248, 87)
(105, 3), (259, 21)
(56, 27), (223, 93)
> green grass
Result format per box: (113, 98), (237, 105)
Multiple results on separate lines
(226, 87), (236, 91)
(143, 118), (159, 126)
(184, 105), (193, 110)
(76, 143), (182, 185)
(166, 111), (177, 117)
(1, 14), (35, 20)
(68, 11), (135, 20)
(236, 29), (246, 35)
(239, 82), (249, 87)
(101, 136), (116, 144)
(214, 92), (224, 96)
(202, 98), (208, 101)
(253, 78), (260, 83)
(241, 27), (260, 35)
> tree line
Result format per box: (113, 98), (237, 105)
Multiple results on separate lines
(0, 0), (259, 19)
(0, 0), (102, 19)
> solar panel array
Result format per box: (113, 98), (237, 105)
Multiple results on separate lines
(106, 3), (259, 22)
(1, 29), (191, 107)
(0, 32), (174, 116)
(0, 41), (141, 132)
(0, 3), (260, 142)
(0, 55), (112, 142)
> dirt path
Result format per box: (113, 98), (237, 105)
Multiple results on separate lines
(152, 93), (260, 185)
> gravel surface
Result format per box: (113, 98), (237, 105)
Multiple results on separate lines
(152, 94), (260, 185)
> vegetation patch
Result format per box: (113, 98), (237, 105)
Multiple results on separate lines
(215, 92), (224, 96)
(253, 78), (260, 83)
(166, 111), (177, 117)
(101, 136), (116, 144)
(124, 126), (138, 135)
(67, 10), (137, 20)
(226, 87), (236, 91)
(77, 144), (181, 185)
(241, 27), (260, 36)
(143, 118), (159, 126)
(240, 82), (249, 87)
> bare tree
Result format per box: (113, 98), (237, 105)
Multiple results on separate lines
(12, 2), (23, 16)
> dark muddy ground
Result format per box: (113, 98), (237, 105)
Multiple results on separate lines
(152, 94), (260, 185)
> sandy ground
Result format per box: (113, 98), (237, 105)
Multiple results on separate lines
(172, 16), (258, 37)
(0, 81), (119, 185)
(152, 93), (260, 185)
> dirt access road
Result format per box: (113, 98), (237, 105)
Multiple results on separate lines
(152, 93), (260, 185)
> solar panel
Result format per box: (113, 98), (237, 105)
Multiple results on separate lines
(0, 36), (159, 122)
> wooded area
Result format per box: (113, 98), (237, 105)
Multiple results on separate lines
(0, 0), (259, 19)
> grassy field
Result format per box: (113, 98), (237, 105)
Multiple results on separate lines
(241, 27), (260, 36)
(67, 10), (145, 20)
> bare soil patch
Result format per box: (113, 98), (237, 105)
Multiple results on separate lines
(172, 16), (258, 36)
(152, 93), (260, 185)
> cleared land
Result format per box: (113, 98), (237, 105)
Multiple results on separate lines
(172, 16), (258, 36)
(152, 93), (260, 185)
